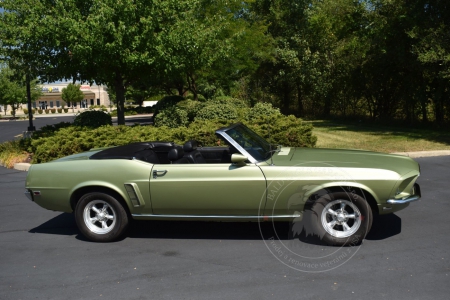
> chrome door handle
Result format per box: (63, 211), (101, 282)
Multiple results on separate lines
(153, 170), (168, 179)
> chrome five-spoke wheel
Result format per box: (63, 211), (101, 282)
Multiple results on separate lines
(75, 192), (129, 242)
(321, 199), (361, 238)
(83, 200), (117, 234)
(306, 191), (372, 246)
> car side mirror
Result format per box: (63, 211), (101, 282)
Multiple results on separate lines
(231, 154), (247, 166)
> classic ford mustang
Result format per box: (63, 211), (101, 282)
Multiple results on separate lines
(25, 123), (421, 245)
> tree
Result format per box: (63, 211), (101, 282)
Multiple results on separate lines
(155, 1), (270, 100)
(61, 83), (84, 112)
(0, 65), (41, 117)
(1, 0), (162, 124)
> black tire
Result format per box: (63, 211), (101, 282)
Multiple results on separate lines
(75, 192), (129, 242)
(305, 191), (372, 246)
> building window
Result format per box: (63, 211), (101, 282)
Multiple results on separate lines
(90, 99), (94, 106)
(32, 102), (36, 109)
(97, 98), (100, 105)
(50, 101), (54, 108)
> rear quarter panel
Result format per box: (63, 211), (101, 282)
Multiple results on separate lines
(26, 159), (153, 214)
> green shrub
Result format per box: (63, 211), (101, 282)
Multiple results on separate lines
(23, 108), (29, 114)
(245, 102), (281, 120)
(73, 110), (112, 128)
(26, 112), (316, 163)
(185, 94), (206, 102)
(195, 102), (238, 121)
(51, 108), (56, 114)
(32, 109), (36, 114)
(57, 108), (62, 113)
(63, 108), (68, 113)
(184, 119), (234, 146)
(134, 106), (153, 114)
(211, 96), (249, 109)
(154, 106), (189, 128)
(153, 95), (184, 113)
(38, 109), (43, 114)
(246, 115), (317, 148)
(176, 100), (204, 121)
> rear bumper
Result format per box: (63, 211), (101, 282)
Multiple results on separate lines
(387, 183), (421, 205)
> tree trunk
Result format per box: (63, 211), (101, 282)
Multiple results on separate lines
(296, 84), (303, 117)
(281, 82), (291, 115)
(114, 73), (126, 125)
(187, 73), (198, 100)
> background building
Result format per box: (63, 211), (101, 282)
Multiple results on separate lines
(36, 83), (110, 110)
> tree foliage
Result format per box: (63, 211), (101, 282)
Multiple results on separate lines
(61, 83), (84, 108)
(0, 65), (41, 117)
(1, 0), (450, 126)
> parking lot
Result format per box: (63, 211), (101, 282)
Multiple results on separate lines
(0, 155), (449, 300)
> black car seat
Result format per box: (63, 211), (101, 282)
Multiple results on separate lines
(183, 140), (207, 164)
(168, 146), (190, 164)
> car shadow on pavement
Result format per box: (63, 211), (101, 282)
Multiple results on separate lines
(28, 213), (402, 242)
(365, 213), (402, 240)
(129, 220), (291, 241)
(28, 214), (291, 241)
(29, 213), (79, 236)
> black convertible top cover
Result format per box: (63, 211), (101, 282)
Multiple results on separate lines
(90, 142), (174, 163)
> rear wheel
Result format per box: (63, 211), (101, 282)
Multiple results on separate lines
(306, 191), (372, 246)
(75, 192), (129, 242)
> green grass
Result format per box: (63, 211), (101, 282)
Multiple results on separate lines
(307, 120), (450, 153)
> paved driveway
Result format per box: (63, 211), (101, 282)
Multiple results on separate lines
(0, 156), (449, 300)
(0, 116), (75, 143)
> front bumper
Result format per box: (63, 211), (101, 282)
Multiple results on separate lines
(387, 183), (421, 205)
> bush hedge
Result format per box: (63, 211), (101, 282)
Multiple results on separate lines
(73, 110), (112, 128)
(195, 103), (238, 121)
(28, 116), (316, 164)
(153, 95), (184, 113)
(154, 106), (189, 128)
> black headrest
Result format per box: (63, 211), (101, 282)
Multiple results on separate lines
(183, 140), (198, 152)
(168, 146), (184, 161)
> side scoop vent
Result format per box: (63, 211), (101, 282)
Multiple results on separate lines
(124, 184), (142, 207)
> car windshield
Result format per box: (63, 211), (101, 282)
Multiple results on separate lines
(225, 124), (272, 162)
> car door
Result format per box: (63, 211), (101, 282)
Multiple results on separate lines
(149, 163), (266, 216)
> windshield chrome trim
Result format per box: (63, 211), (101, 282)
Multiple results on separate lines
(215, 123), (259, 164)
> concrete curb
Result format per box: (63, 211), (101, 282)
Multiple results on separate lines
(13, 163), (31, 171)
(10, 149), (450, 172)
(391, 150), (450, 158)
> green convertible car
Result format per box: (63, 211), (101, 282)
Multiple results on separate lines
(25, 123), (421, 246)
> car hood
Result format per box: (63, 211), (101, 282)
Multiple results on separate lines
(269, 147), (419, 176)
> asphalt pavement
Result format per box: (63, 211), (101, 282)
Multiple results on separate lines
(0, 115), (76, 143)
(0, 114), (153, 144)
(0, 156), (449, 300)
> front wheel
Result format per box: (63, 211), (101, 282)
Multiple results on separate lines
(75, 192), (129, 242)
(306, 191), (372, 246)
